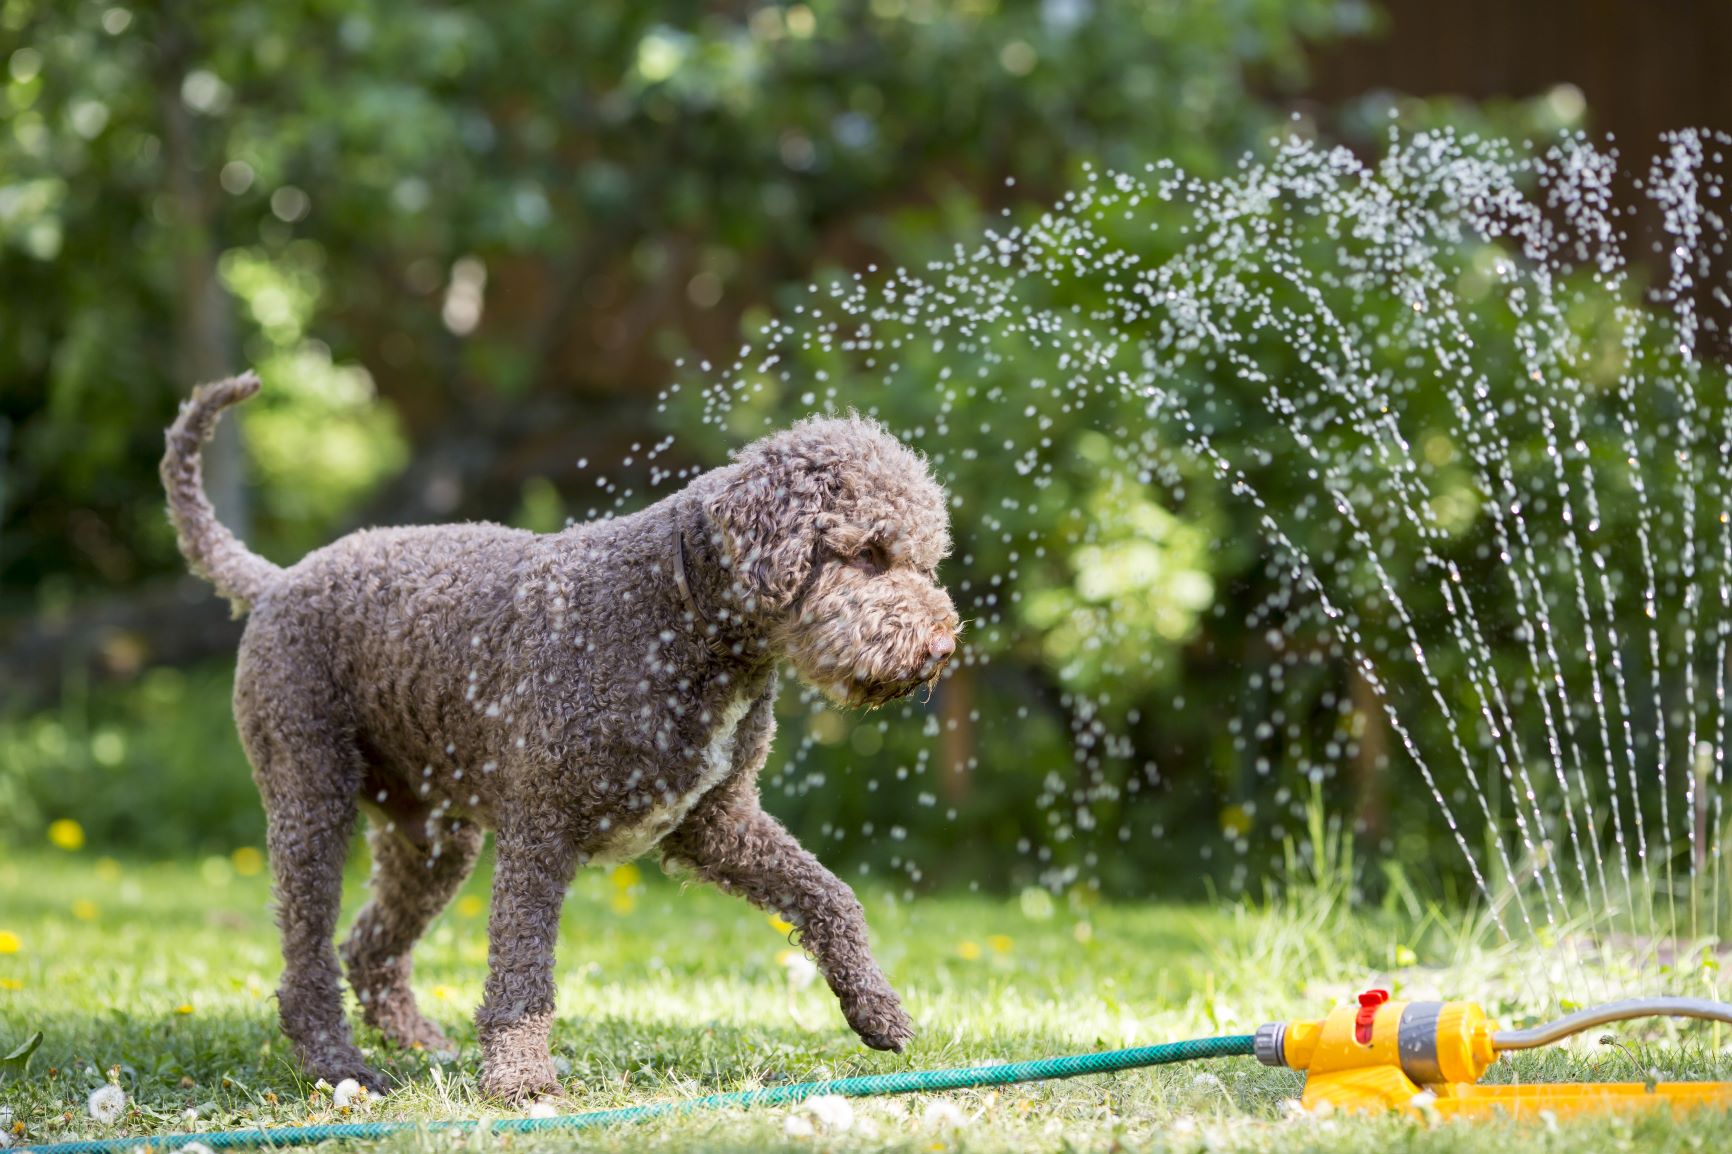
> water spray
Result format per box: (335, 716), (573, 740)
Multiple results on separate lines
(16, 994), (1731, 1152)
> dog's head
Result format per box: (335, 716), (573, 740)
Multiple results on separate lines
(705, 414), (959, 707)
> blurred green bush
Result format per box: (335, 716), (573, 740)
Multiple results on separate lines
(2, 0), (1651, 902)
(0, 665), (263, 857)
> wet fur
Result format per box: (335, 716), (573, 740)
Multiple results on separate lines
(162, 373), (959, 1101)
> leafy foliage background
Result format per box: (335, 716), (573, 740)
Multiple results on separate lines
(1, 0), (1617, 898)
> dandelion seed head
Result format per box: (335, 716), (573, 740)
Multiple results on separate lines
(802, 1094), (854, 1133)
(332, 1079), (365, 1110)
(920, 1100), (965, 1129)
(777, 948), (819, 991)
(87, 1085), (126, 1125)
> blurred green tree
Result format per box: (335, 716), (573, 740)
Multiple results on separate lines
(24, 0), (1622, 899)
(2, 0), (1360, 605)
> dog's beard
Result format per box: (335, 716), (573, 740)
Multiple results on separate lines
(779, 567), (958, 710)
(800, 643), (952, 710)
(841, 671), (934, 709)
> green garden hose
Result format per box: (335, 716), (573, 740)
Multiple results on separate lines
(18, 1034), (1254, 1154)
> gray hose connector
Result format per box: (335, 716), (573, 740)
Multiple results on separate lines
(1253, 1021), (1288, 1067)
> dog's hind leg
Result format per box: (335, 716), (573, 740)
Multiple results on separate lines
(342, 807), (483, 1054)
(235, 654), (384, 1092)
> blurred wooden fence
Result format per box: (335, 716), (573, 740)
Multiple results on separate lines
(1307, 0), (1732, 145)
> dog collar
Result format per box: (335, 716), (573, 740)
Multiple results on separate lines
(672, 516), (735, 661)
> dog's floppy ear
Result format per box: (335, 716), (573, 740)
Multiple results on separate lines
(703, 447), (837, 615)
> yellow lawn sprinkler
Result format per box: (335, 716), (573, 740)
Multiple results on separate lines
(1254, 990), (1732, 1117)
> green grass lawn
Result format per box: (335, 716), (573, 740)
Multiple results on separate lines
(2, 848), (1729, 1153)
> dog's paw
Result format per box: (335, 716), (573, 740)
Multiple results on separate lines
(477, 1010), (562, 1102)
(313, 1056), (391, 1096)
(841, 987), (915, 1053)
(479, 1066), (562, 1104)
(478, 1048), (562, 1103)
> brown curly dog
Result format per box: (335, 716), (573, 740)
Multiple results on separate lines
(161, 373), (959, 1102)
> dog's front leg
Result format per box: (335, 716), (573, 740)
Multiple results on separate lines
(475, 823), (579, 1101)
(662, 777), (915, 1052)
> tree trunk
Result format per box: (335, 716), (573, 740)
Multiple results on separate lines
(1350, 664), (1390, 844)
(941, 662), (976, 802)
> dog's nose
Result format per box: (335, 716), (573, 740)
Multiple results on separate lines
(928, 631), (955, 660)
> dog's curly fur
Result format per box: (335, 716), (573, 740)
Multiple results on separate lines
(162, 373), (959, 1101)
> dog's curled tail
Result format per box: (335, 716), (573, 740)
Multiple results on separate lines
(161, 372), (282, 616)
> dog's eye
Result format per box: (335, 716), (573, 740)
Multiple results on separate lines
(848, 543), (890, 575)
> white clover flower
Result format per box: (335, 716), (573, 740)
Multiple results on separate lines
(87, 1084), (126, 1125)
(920, 1100), (965, 1129)
(782, 1113), (816, 1138)
(526, 1100), (559, 1120)
(778, 950), (818, 992)
(0, 1130), (12, 1149)
(802, 1094), (853, 1133)
(331, 1079), (366, 1110)
(182, 1143), (215, 1154)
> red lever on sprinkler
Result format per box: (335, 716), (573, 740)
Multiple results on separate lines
(1353, 988), (1389, 1044)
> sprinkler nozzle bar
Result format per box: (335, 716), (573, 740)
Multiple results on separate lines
(1489, 996), (1732, 1051)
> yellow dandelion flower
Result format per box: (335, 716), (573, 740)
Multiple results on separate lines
(48, 819), (86, 851)
(95, 858), (123, 882)
(175, 1003), (195, 1015)
(432, 985), (455, 1002)
(456, 895), (485, 918)
(71, 899), (99, 921)
(0, 931), (19, 954)
(768, 913), (795, 935)
(608, 863), (641, 889)
(609, 890), (637, 916)
(956, 940), (981, 961)
(987, 934), (1013, 954)
(231, 847), (265, 876)
(0, 978), (22, 991)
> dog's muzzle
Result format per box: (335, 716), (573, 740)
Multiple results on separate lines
(853, 628), (955, 706)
